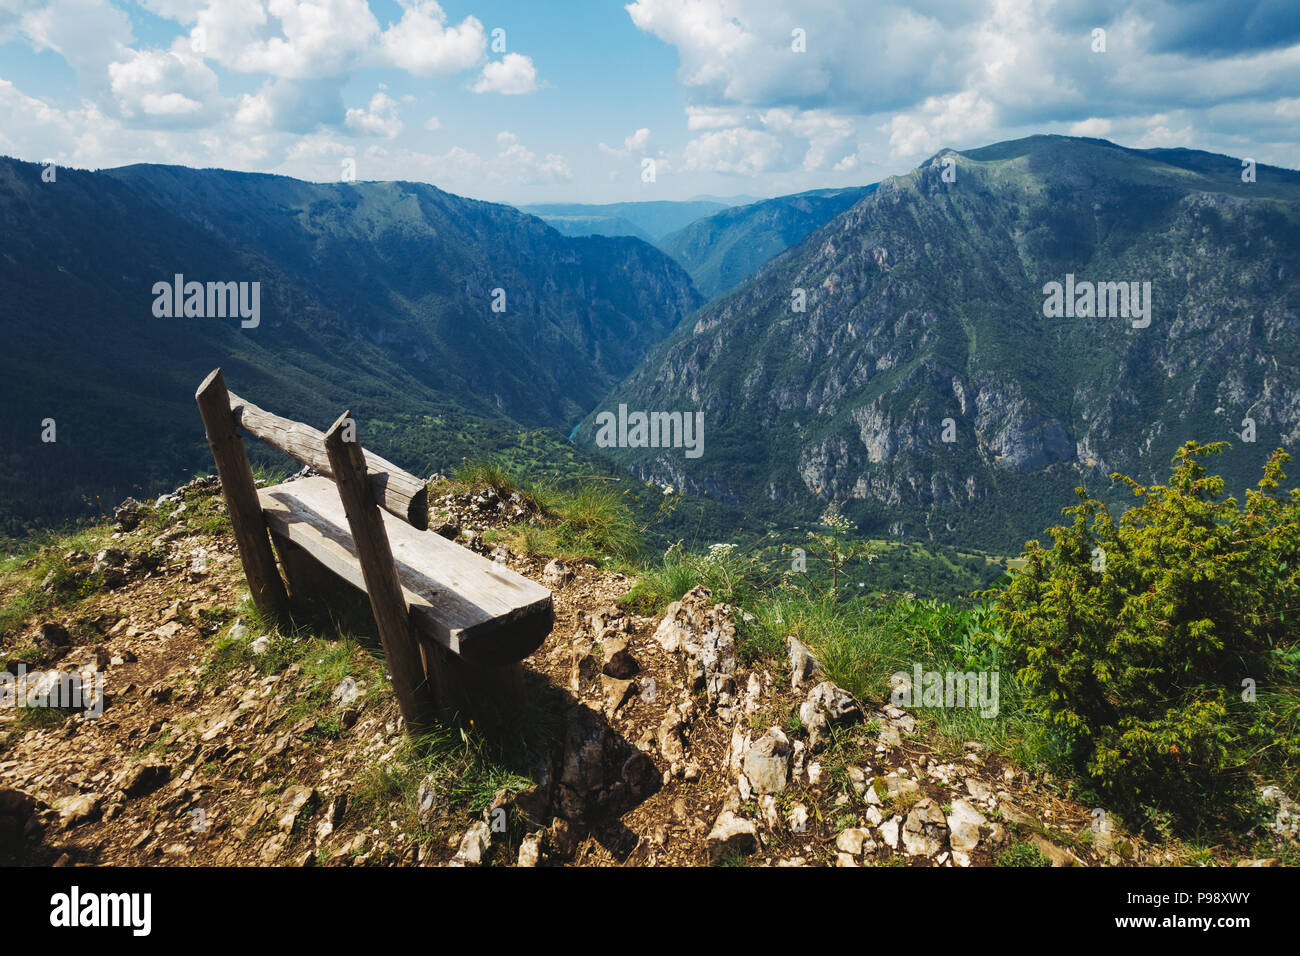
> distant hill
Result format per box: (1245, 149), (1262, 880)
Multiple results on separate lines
(527, 214), (656, 244)
(659, 186), (877, 300)
(0, 159), (701, 536)
(519, 200), (728, 242)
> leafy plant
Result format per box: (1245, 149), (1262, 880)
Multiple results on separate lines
(990, 441), (1300, 834)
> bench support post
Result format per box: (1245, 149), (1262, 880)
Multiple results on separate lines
(324, 411), (437, 732)
(422, 644), (524, 729)
(195, 368), (289, 621)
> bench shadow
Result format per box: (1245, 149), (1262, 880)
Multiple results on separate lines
(271, 539), (659, 865)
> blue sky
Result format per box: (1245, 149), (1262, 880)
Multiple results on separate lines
(2, 1), (1299, 204)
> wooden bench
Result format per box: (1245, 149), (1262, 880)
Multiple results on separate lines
(195, 369), (553, 730)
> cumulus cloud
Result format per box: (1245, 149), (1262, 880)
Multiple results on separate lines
(631, 0), (1300, 171)
(880, 90), (998, 160)
(108, 46), (223, 125)
(189, 0), (380, 79)
(379, 0), (485, 75)
(232, 77), (346, 133)
(599, 127), (650, 158)
(345, 90), (402, 137)
(683, 126), (785, 174)
(470, 52), (538, 94)
(4, 0), (134, 81)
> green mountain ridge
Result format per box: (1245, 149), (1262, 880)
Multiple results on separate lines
(659, 185), (878, 300)
(0, 158), (701, 537)
(574, 135), (1300, 553)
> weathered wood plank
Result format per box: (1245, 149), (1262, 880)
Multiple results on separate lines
(324, 411), (436, 732)
(195, 369), (289, 620)
(258, 475), (552, 664)
(225, 385), (428, 530)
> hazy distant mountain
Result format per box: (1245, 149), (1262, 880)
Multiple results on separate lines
(519, 200), (728, 242)
(686, 194), (764, 206)
(0, 159), (700, 535)
(576, 136), (1300, 551)
(659, 186), (877, 300)
(525, 214), (657, 244)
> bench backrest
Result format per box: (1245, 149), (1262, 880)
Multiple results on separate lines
(225, 388), (428, 530)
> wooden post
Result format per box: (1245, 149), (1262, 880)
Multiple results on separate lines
(324, 410), (436, 732)
(195, 368), (289, 621)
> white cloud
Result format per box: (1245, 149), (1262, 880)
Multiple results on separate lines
(345, 90), (402, 137)
(423, 115), (441, 131)
(471, 52), (538, 94)
(686, 105), (748, 130)
(683, 126), (784, 174)
(378, 0), (485, 75)
(135, 0), (206, 22)
(108, 47), (223, 125)
(880, 90), (998, 160)
(1069, 117), (1113, 137)
(759, 107), (853, 169)
(190, 0), (379, 78)
(5, 0), (134, 83)
(599, 127), (650, 158)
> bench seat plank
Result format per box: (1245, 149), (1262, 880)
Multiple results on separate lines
(258, 476), (552, 664)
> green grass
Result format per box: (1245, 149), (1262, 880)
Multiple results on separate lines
(997, 841), (1053, 867)
(443, 459), (645, 562)
(0, 525), (114, 645)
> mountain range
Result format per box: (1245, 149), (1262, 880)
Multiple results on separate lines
(4, 135), (1296, 556)
(658, 185), (877, 299)
(0, 159), (700, 535)
(575, 136), (1300, 551)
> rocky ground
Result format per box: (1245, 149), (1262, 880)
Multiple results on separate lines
(0, 477), (1289, 868)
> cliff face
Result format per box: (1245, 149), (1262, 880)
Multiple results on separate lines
(579, 136), (1300, 551)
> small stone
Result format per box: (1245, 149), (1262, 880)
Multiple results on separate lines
(879, 816), (901, 850)
(518, 832), (542, 867)
(946, 799), (987, 852)
(330, 677), (361, 707)
(706, 811), (757, 862)
(601, 637), (639, 679)
(788, 636), (818, 689)
(56, 793), (102, 828)
(759, 794), (780, 830)
(541, 559), (573, 588)
(836, 827), (871, 855)
(600, 675), (635, 717)
(450, 820), (492, 866)
(742, 726), (791, 794)
(121, 762), (170, 799)
(277, 785), (316, 832)
(902, 798), (948, 858)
